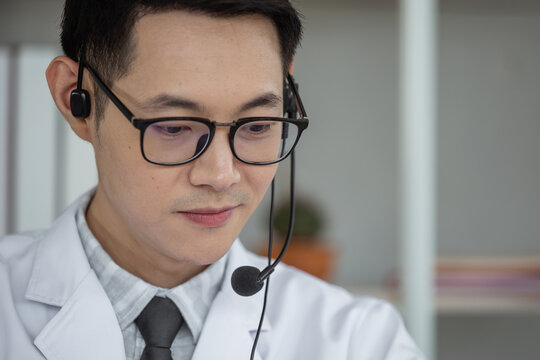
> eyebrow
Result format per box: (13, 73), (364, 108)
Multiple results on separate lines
(238, 92), (282, 114)
(139, 94), (204, 113)
(138, 92), (282, 116)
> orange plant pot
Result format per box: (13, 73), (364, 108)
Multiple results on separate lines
(258, 237), (336, 281)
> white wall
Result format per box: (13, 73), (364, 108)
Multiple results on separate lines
(438, 6), (540, 255)
(14, 46), (60, 231)
(0, 0), (63, 44)
(0, 44), (98, 234)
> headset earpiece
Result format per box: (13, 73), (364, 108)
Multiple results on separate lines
(283, 79), (297, 117)
(70, 88), (91, 119)
(71, 47), (91, 119)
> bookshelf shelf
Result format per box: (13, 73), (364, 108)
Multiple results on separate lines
(349, 287), (540, 315)
(350, 255), (540, 316)
(436, 293), (540, 315)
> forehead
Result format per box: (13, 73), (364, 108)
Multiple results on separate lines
(124, 11), (283, 95)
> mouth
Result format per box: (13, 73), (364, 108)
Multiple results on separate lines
(177, 206), (237, 227)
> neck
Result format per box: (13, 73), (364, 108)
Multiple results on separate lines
(85, 189), (207, 288)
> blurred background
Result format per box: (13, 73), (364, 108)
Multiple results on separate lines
(1, 0), (540, 359)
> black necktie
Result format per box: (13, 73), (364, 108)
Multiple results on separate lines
(135, 296), (184, 360)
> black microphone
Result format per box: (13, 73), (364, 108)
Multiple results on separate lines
(231, 266), (266, 296)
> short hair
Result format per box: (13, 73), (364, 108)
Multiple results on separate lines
(60, 0), (304, 121)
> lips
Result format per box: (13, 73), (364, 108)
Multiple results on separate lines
(178, 206), (236, 227)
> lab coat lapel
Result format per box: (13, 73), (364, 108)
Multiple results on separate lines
(193, 241), (271, 360)
(33, 270), (125, 360)
(25, 193), (125, 360)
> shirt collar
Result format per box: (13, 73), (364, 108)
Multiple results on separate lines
(76, 194), (228, 342)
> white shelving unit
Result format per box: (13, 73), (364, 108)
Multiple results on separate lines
(399, 0), (438, 357)
(0, 48), (10, 237)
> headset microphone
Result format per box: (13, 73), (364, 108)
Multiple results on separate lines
(231, 266), (265, 296)
(231, 77), (298, 297)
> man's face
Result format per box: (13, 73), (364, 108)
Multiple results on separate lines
(87, 11), (282, 269)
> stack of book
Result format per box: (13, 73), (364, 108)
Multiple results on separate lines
(385, 255), (540, 314)
(436, 255), (540, 297)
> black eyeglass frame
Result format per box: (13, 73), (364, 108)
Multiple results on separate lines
(82, 62), (309, 166)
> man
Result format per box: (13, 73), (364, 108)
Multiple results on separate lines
(0, 1), (425, 359)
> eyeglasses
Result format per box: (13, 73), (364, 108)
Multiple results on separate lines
(83, 64), (309, 166)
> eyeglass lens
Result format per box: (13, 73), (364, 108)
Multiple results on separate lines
(142, 119), (300, 164)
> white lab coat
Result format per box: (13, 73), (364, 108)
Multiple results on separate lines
(0, 194), (426, 360)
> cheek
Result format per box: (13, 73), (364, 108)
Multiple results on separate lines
(93, 119), (179, 213)
(95, 131), (139, 188)
(93, 112), (139, 165)
(245, 164), (278, 205)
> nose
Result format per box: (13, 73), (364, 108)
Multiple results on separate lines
(188, 130), (241, 192)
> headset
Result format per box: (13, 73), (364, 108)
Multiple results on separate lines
(70, 47), (91, 119)
(70, 51), (302, 359)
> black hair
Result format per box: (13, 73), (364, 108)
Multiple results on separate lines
(60, 0), (303, 120)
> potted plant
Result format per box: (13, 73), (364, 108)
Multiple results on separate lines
(262, 197), (336, 280)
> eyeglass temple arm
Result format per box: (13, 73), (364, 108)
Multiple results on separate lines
(286, 73), (307, 118)
(83, 63), (136, 122)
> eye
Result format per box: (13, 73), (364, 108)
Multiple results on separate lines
(236, 121), (280, 143)
(246, 123), (271, 134)
(163, 126), (185, 134)
(151, 124), (191, 137)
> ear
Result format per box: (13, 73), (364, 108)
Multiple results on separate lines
(288, 59), (295, 75)
(45, 56), (93, 142)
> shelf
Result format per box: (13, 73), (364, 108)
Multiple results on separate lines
(435, 292), (540, 315)
(348, 255), (540, 315)
(349, 287), (540, 315)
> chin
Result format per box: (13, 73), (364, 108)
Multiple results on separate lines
(166, 233), (236, 265)
(176, 248), (229, 266)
